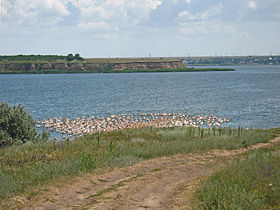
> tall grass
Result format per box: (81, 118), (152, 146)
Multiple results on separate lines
(193, 141), (280, 209)
(0, 127), (275, 200)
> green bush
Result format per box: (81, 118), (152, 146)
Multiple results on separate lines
(0, 102), (48, 147)
(74, 53), (84, 61)
(66, 54), (74, 61)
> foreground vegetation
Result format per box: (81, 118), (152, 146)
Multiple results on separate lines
(0, 126), (275, 201)
(0, 102), (48, 147)
(193, 128), (280, 209)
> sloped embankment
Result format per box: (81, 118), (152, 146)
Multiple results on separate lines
(0, 60), (185, 72)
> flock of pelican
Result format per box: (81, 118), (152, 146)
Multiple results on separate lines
(35, 113), (229, 139)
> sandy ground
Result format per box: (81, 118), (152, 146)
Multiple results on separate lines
(6, 137), (280, 210)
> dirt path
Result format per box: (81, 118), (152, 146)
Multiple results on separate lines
(10, 137), (280, 209)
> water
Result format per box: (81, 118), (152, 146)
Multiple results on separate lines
(0, 65), (279, 129)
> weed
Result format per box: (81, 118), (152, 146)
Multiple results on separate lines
(200, 129), (204, 140)
(80, 153), (96, 171)
(213, 127), (216, 136)
(97, 135), (100, 147)
(218, 128), (222, 136)
(238, 126), (241, 138)
(193, 142), (280, 209)
(0, 127), (276, 201)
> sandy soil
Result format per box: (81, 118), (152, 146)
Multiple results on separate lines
(6, 137), (280, 210)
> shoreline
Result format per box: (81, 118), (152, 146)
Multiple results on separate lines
(0, 68), (235, 74)
(186, 64), (280, 66)
(36, 113), (230, 139)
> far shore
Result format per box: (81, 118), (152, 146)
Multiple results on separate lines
(0, 68), (235, 74)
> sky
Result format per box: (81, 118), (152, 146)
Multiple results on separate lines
(0, 0), (280, 58)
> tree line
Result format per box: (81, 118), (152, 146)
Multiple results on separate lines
(0, 54), (84, 62)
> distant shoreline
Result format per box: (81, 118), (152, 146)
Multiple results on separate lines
(0, 68), (235, 74)
(186, 64), (280, 66)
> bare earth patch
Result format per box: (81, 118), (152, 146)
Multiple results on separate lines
(5, 137), (280, 210)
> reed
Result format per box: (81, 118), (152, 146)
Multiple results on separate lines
(238, 126), (241, 138)
(197, 127), (201, 137)
(97, 134), (100, 147)
(200, 129), (204, 140)
(218, 127), (222, 136)
(228, 127), (232, 136)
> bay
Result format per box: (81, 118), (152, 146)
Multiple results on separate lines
(0, 65), (279, 129)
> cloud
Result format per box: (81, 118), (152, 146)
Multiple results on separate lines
(1, 0), (280, 57)
(177, 3), (223, 22)
(1, 0), (70, 29)
(58, 2), (81, 27)
(178, 19), (237, 37)
(147, 0), (188, 26)
(72, 0), (162, 30)
(43, 0), (70, 15)
(1, 0), (12, 18)
(3, 0), (279, 34)
(2, 0), (162, 32)
(248, 1), (257, 10)
(78, 21), (111, 31)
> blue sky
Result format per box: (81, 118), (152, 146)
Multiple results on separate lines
(0, 0), (280, 57)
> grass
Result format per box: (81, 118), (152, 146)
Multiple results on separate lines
(192, 127), (280, 209)
(0, 127), (275, 201)
(84, 58), (181, 63)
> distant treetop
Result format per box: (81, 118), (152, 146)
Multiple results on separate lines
(74, 53), (84, 61)
(66, 53), (84, 61)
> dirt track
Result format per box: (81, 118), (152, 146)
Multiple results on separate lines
(11, 137), (280, 209)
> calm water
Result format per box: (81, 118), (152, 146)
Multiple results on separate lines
(0, 65), (279, 129)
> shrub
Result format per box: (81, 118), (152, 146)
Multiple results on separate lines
(0, 102), (48, 147)
(74, 53), (84, 61)
(66, 54), (74, 61)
